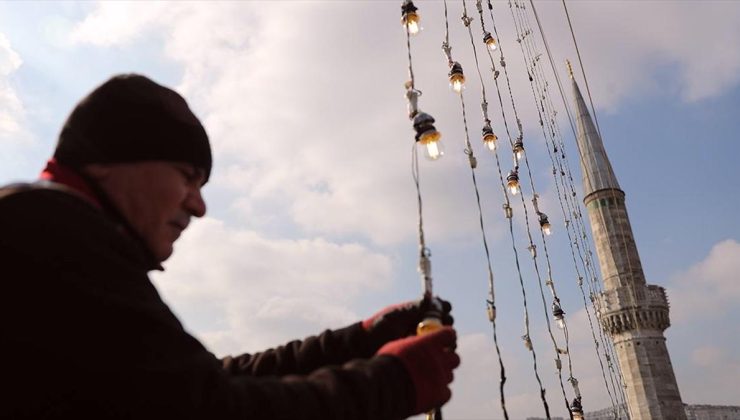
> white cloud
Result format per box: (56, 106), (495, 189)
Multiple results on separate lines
(63, 2), (740, 248)
(669, 239), (740, 322)
(0, 32), (24, 141)
(683, 345), (740, 405)
(446, 333), (501, 418)
(68, 1), (170, 47)
(65, 1), (515, 245)
(533, 1), (740, 108)
(151, 217), (393, 356)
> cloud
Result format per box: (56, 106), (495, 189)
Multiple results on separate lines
(669, 239), (740, 322)
(150, 217), (393, 356)
(63, 2), (740, 249)
(63, 2), (519, 246)
(68, 2), (170, 47)
(683, 345), (740, 405)
(0, 32), (24, 141)
(446, 333), (502, 419)
(533, 1), (740, 108)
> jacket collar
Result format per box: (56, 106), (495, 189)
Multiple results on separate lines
(40, 158), (102, 209)
(38, 158), (163, 271)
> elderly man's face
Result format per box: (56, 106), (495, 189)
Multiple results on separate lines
(85, 161), (207, 262)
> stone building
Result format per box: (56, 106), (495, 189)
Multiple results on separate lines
(684, 404), (740, 420)
(585, 403), (740, 420)
(571, 71), (685, 419)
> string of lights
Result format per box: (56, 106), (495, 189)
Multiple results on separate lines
(557, 63), (631, 418)
(451, 1), (559, 417)
(509, 3), (624, 416)
(400, 4), (449, 420)
(539, 84), (626, 418)
(397, 2), (643, 418)
(400, 0), (442, 284)
(520, 2), (636, 414)
(516, 9), (624, 402)
(516, 0), (656, 417)
(472, 1), (588, 418)
(505, 1), (630, 417)
(438, 1), (511, 418)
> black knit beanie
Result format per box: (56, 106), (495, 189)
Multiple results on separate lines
(54, 74), (212, 182)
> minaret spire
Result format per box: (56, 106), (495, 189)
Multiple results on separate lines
(571, 63), (620, 197)
(571, 67), (686, 419)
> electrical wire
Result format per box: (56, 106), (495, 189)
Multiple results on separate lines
(517, 1), (650, 417)
(561, 0), (602, 140)
(460, 1), (559, 417)
(512, 3), (624, 413)
(474, 1), (587, 417)
(402, 0), (438, 300)
(440, 1), (509, 417)
(523, 3), (637, 415)
(506, 0), (633, 416)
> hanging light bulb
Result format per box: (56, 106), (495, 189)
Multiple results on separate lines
(482, 125), (498, 151)
(448, 62), (465, 93)
(539, 212), (552, 235)
(570, 398), (584, 420)
(401, 1), (421, 35)
(413, 111), (444, 160)
(552, 301), (566, 330)
(483, 32), (497, 51)
(513, 137), (525, 161)
(506, 170), (520, 195)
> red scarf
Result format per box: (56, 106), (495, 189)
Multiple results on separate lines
(39, 158), (102, 209)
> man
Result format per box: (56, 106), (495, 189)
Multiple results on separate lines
(0, 74), (459, 419)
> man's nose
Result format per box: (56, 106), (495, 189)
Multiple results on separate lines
(186, 188), (207, 217)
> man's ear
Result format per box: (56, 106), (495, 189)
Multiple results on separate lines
(81, 164), (112, 180)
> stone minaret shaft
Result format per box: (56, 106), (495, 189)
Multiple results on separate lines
(572, 77), (685, 419)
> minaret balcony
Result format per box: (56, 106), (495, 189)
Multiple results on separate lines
(596, 284), (671, 334)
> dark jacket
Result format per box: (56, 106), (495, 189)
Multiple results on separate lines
(0, 183), (413, 419)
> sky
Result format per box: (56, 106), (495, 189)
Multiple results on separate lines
(1, 1), (739, 419)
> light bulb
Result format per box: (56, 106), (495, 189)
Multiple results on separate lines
(552, 302), (565, 330)
(570, 398), (584, 420)
(405, 13), (420, 35)
(539, 213), (552, 235)
(451, 78), (464, 93)
(482, 125), (498, 151)
(506, 170), (520, 195)
(513, 139), (525, 161)
(483, 32), (497, 51)
(449, 62), (465, 93)
(401, 2), (420, 35)
(413, 111), (444, 161)
(422, 136), (444, 160)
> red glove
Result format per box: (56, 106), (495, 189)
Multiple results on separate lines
(377, 327), (460, 414)
(362, 297), (453, 350)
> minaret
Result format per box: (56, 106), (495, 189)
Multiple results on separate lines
(570, 64), (686, 419)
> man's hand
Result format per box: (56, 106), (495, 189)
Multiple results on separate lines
(362, 297), (453, 351)
(377, 327), (460, 414)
